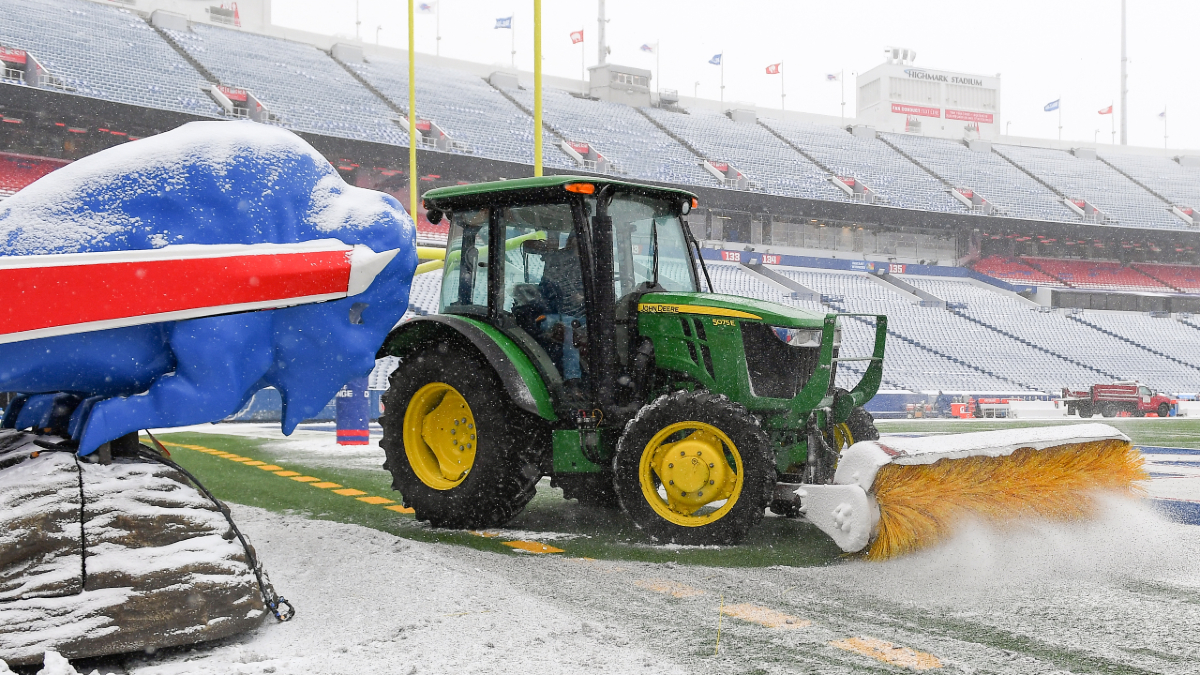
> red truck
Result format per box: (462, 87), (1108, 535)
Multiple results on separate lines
(1062, 382), (1173, 418)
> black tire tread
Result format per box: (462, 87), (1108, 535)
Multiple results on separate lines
(379, 341), (546, 529)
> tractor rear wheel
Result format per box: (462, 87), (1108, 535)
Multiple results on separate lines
(613, 390), (774, 546)
(380, 342), (545, 529)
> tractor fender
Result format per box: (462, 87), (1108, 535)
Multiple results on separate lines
(377, 315), (558, 421)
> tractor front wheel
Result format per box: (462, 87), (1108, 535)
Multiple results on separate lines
(613, 390), (774, 546)
(380, 342), (545, 529)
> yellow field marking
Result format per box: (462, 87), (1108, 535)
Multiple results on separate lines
(722, 604), (811, 629)
(150, 439), (410, 516)
(634, 579), (706, 598)
(502, 540), (564, 554)
(830, 637), (942, 670)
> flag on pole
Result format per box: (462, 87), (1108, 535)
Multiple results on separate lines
(570, 30), (584, 44)
(418, 2), (436, 13)
(495, 16), (512, 29)
(765, 63), (781, 75)
(1044, 99), (1060, 112)
(640, 43), (657, 54)
(1098, 105), (1113, 114)
(1158, 110), (1167, 118)
(826, 73), (840, 81)
(709, 53), (722, 66)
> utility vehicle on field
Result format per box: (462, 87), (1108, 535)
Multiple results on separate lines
(376, 176), (886, 545)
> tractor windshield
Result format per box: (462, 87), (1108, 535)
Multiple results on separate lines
(607, 193), (698, 298)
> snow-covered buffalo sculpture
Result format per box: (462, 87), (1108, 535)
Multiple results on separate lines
(0, 121), (417, 454)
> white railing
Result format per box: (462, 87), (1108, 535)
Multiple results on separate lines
(2, 66), (22, 83)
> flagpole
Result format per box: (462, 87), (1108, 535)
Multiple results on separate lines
(1058, 102), (1062, 141)
(580, 32), (584, 94)
(435, 2), (440, 57)
(511, 15), (516, 68)
(1110, 104), (1114, 144)
(407, 0), (417, 221)
(656, 42), (660, 97)
(720, 51), (724, 107)
(533, 0), (542, 177)
(840, 69), (845, 124)
(780, 62), (785, 113)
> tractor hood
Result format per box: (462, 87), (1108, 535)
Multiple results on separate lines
(637, 292), (827, 328)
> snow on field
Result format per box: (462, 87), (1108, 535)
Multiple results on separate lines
(14, 495), (1191, 675)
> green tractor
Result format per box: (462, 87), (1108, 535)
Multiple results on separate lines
(377, 176), (886, 546)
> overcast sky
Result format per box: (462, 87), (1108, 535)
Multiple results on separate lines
(273, 0), (1199, 151)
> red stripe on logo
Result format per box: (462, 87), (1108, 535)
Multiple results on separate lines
(1, 251), (351, 335)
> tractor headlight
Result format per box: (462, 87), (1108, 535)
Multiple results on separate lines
(771, 327), (837, 348)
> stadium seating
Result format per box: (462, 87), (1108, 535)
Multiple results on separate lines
(165, 24), (407, 146)
(905, 275), (1199, 393)
(0, 152), (68, 199)
(760, 119), (964, 213)
(881, 133), (1076, 222)
(1133, 263), (1200, 293)
(641, 107), (849, 201)
(0, 0), (222, 117)
(345, 57), (559, 167)
(1099, 152), (1200, 211)
(1021, 257), (1171, 292)
(495, 85), (713, 185)
(970, 255), (1061, 285)
(994, 144), (1182, 230)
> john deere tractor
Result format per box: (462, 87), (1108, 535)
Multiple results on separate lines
(378, 176), (886, 545)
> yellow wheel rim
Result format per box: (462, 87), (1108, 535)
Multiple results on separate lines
(637, 421), (743, 528)
(830, 423), (854, 451)
(403, 382), (477, 490)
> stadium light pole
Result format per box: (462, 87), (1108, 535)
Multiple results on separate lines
(533, 0), (543, 176)
(376, 25), (382, 46)
(356, 0), (361, 41)
(408, 0), (417, 220)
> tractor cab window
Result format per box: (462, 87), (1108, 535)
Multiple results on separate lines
(607, 193), (697, 300)
(497, 202), (588, 389)
(439, 208), (490, 313)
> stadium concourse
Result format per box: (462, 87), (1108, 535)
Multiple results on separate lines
(2, 0), (1200, 404)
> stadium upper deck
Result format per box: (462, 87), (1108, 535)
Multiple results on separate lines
(0, 0), (1196, 240)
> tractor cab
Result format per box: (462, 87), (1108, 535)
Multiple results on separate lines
(427, 177), (706, 418)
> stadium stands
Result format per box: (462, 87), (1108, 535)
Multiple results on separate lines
(761, 119), (964, 213)
(641, 107), (849, 201)
(165, 24), (407, 146)
(1021, 257), (1171, 292)
(495, 84), (713, 185)
(994, 144), (1183, 230)
(0, 152), (68, 199)
(346, 57), (558, 167)
(1099, 152), (1200, 212)
(970, 255), (1061, 285)
(0, 0), (223, 117)
(881, 133), (1077, 222)
(1133, 262), (1200, 293)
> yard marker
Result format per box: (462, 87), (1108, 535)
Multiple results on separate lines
(312, 482), (343, 489)
(357, 496), (395, 505)
(334, 488), (367, 496)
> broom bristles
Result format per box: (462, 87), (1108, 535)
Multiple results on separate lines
(867, 439), (1147, 561)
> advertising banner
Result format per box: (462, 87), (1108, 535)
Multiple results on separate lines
(891, 103), (940, 118)
(946, 109), (994, 124)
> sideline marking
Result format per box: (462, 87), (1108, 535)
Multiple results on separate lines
(635, 579), (706, 598)
(149, 440), (416, 521)
(830, 637), (942, 670)
(722, 603), (811, 628)
(503, 540), (565, 554)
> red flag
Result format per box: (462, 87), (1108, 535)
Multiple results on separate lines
(570, 30), (584, 44)
(1099, 105), (1113, 115)
(765, 62), (781, 75)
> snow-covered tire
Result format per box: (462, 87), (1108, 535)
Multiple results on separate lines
(380, 341), (546, 529)
(612, 390), (774, 546)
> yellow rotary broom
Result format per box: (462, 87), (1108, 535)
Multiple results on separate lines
(782, 424), (1146, 560)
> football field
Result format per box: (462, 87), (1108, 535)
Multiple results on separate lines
(104, 418), (1200, 674)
